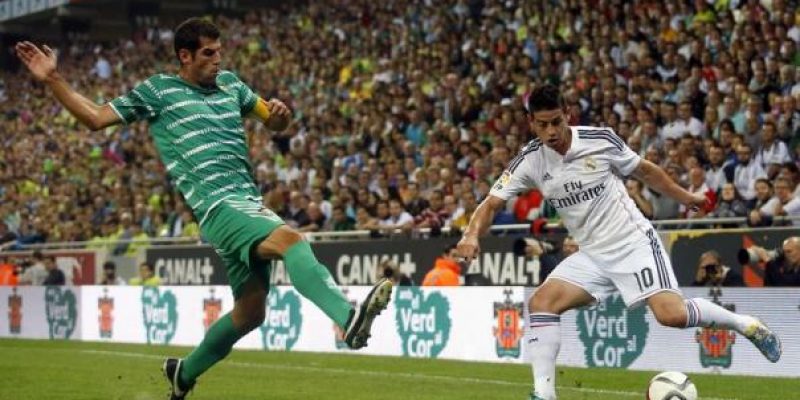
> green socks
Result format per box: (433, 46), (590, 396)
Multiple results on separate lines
(284, 240), (353, 328)
(179, 313), (243, 388)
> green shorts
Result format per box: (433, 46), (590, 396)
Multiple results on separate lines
(200, 195), (285, 299)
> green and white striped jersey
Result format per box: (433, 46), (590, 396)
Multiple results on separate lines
(109, 70), (259, 225)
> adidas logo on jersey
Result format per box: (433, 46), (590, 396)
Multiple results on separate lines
(542, 172), (553, 181)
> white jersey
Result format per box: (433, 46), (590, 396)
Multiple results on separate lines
(490, 126), (650, 261)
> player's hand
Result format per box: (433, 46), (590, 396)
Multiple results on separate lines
(455, 235), (480, 264)
(266, 99), (292, 131)
(15, 41), (57, 82)
(684, 193), (707, 212)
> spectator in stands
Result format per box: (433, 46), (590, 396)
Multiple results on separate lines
(99, 261), (126, 285)
(755, 121), (792, 179)
(0, 262), (18, 286)
(771, 177), (800, 226)
(42, 256), (65, 286)
(298, 202), (326, 233)
(731, 143), (767, 203)
(682, 167), (716, 219)
(18, 250), (47, 285)
(764, 237), (800, 287)
(414, 190), (449, 231)
(692, 250), (744, 287)
(422, 244), (461, 286)
(648, 164), (682, 220)
(328, 206), (355, 232)
(452, 190), (479, 231)
(705, 143), (729, 193)
(0, 0), (797, 243)
(778, 163), (800, 198)
(284, 191), (310, 229)
(626, 179), (654, 219)
(129, 262), (161, 286)
(708, 183), (749, 225)
(538, 236), (579, 286)
(354, 206), (378, 232)
(0, 221), (16, 251)
(378, 199), (414, 234)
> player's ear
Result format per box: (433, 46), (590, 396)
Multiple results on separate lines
(177, 48), (193, 66)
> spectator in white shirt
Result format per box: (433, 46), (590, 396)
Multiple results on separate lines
(754, 121), (792, 179)
(379, 199), (414, 233)
(705, 143), (729, 192)
(663, 101), (705, 140)
(732, 143), (768, 202)
(756, 177), (800, 226)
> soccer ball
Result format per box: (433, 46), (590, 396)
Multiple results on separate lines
(647, 371), (698, 400)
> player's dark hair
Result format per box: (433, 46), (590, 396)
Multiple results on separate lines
(173, 17), (221, 59)
(526, 84), (564, 114)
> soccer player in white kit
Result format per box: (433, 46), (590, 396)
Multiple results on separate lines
(455, 85), (782, 400)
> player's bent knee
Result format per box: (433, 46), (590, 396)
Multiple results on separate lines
(255, 225), (305, 258)
(529, 289), (560, 314)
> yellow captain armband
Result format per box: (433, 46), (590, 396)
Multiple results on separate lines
(251, 97), (272, 123)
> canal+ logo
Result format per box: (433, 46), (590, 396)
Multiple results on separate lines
(576, 294), (649, 368)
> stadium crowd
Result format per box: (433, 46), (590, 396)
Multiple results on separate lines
(0, 0), (798, 251)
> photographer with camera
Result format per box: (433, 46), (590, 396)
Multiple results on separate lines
(763, 237), (800, 287)
(692, 250), (744, 287)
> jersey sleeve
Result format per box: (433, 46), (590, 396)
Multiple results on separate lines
(109, 77), (162, 124)
(608, 139), (642, 176)
(489, 146), (538, 200)
(219, 71), (258, 115)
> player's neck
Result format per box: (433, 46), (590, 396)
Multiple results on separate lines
(178, 69), (213, 88)
(552, 127), (572, 155)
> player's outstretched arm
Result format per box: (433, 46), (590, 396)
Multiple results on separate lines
(15, 41), (120, 131)
(248, 97), (292, 131)
(632, 159), (705, 209)
(456, 194), (505, 262)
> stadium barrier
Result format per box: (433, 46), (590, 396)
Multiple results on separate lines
(0, 285), (797, 377)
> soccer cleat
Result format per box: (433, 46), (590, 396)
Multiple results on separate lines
(527, 392), (547, 400)
(344, 277), (393, 349)
(163, 358), (194, 399)
(742, 317), (782, 363)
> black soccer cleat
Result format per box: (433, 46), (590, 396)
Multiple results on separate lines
(163, 358), (194, 400)
(343, 277), (393, 349)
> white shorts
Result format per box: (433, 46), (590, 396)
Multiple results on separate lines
(546, 229), (681, 307)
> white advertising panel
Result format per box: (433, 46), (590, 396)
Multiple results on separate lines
(1, 286), (797, 377)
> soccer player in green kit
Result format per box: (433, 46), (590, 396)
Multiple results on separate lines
(16, 18), (393, 399)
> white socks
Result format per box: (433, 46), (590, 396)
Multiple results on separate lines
(528, 313), (561, 400)
(685, 298), (751, 332)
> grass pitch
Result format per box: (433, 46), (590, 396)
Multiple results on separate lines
(0, 338), (795, 399)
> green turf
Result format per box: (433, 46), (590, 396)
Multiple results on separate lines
(0, 338), (795, 399)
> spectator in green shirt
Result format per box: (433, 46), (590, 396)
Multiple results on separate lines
(129, 262), (161, 286)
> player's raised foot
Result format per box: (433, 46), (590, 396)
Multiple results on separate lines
(741, 317), (782, 362)
(163, 358), (194, 400)
(344, 277), (393, 349)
